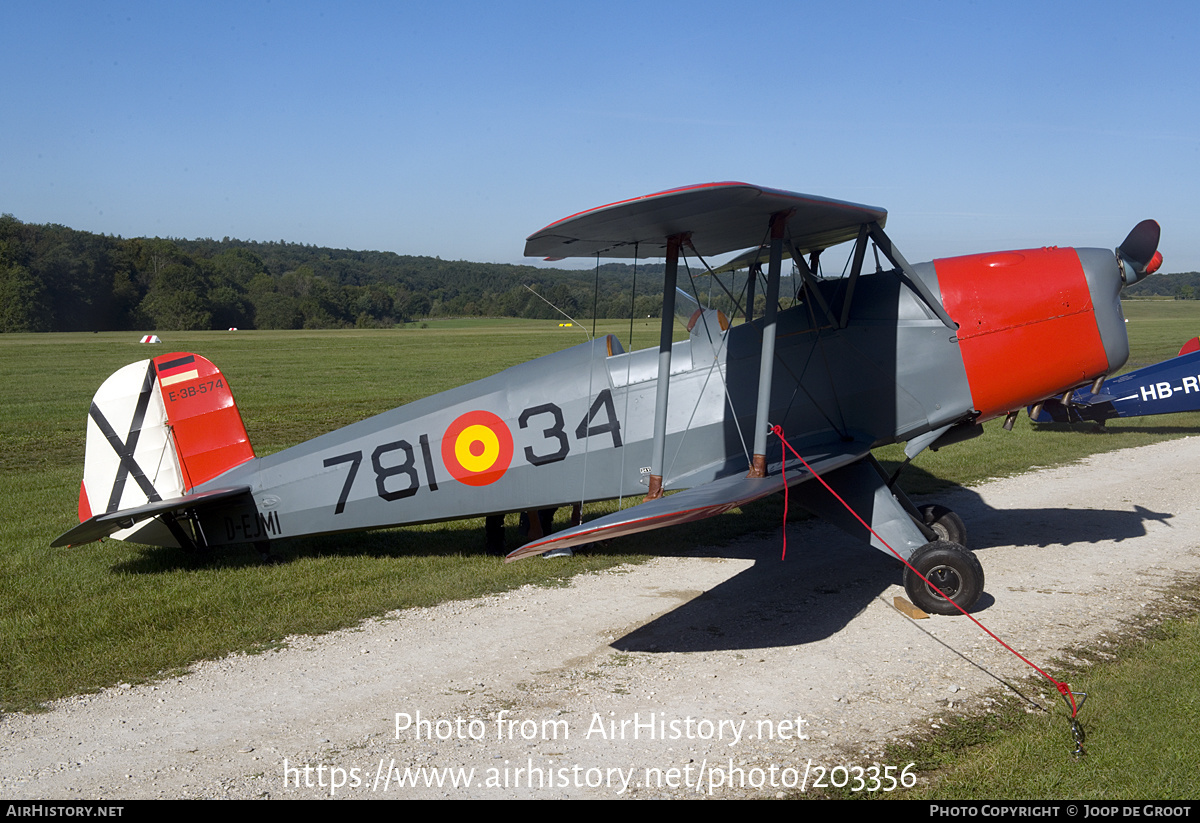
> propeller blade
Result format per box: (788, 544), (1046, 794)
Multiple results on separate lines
(1118, 219), (1161, 270)
(1116, 219), (1162, 285)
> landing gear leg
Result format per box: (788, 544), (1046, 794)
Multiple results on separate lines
(918, 504), (967, 547)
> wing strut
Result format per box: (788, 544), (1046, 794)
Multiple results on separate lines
(645, 233), (687, 500)
(744, 262), (758, 324)
(866, 223), (958, 331)
(747, 210), (790, 477)
(789, 241), (838, 328)
(838, 224), (871, 328)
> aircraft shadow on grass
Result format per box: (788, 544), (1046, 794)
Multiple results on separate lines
(610, 482), (1173, 654)
(109, 522), (506, 574)
(1032, 422), (1200, 437)
(111, 455), (1173, 653)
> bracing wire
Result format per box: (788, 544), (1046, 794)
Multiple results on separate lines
(522, 284), (591, 341)
(591, 254), (600, 341)
(576, 254), (602, 518)
(616, 243), (639, 508)
(661, 249), (750, 476)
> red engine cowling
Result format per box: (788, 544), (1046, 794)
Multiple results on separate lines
(936, 247), (1112, 421)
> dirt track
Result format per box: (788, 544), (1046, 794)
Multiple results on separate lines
(3, 438), (1199, 799)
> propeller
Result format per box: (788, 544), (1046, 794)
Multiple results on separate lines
(1116, 219), (1163, 283)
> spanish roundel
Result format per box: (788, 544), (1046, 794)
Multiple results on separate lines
(441, 410), (514, 487)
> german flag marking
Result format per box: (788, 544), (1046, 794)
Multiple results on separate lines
(159, 369), (200, 386)
(442, 410), (513, 487)
(156, 354), (201, 386)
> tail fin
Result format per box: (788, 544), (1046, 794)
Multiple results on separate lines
(77, 352), (255, 543)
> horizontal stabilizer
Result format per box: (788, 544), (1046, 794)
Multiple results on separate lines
(506, 444), (868, 561)
(51, 486), (252, 548)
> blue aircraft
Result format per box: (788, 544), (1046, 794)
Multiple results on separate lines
(1030, 338), (1200, 424)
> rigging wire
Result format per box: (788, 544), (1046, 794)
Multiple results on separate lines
(686, 250), (744, 320)
(773, 425), (1087, 751)
(576, 254), (603, 520)
(591, 254), (600, 341)
(628, 252), (638, 350)
(521, 284), (590, 340)
(661, 249), (749, 473)
(616, 243), (639, 509)
(791, 240), (850, 438)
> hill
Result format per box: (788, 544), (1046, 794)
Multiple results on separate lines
(0, 214), (689, 332)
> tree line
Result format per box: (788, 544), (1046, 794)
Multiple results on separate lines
(1123, 271), (1200, 299)
(1, 214), (744, 333)
(19, 212), (1187, 333)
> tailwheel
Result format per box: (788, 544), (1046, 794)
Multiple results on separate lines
(919, 504), (967, 547)
(254, 540), (282, 566)
(902, 540), (984, 615)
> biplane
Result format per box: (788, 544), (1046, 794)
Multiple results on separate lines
(1030, 337), (1200, 425)
(53, 182), (1163, 615)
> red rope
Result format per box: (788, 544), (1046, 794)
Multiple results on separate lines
(773, 424), (1078, 717)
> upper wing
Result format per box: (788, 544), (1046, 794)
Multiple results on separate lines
(524, 182), (886, 260)
(505, 440), (871, 561)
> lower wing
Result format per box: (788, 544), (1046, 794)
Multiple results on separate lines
(506, 440), (870, 561)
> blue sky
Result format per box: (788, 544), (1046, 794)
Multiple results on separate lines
(3, 1), (1198, 272)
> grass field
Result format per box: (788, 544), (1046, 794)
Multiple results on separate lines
(3, 303), (1200, 798)
(0, 316), (755, 713)
(896, 599), (1200, 800)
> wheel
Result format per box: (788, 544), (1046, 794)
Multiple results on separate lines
(518, 508), (557, 540)
(902, 540), (984, 615)
(919, 504), (967, 547)
(484, 514), (506, 557)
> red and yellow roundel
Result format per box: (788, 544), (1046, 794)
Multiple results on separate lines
(441, 410), (514, 486)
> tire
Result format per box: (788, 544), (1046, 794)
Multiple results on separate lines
(902, 540), (985, 615)
(919, 504), (967, 547)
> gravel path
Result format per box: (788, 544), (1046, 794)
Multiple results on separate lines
(4, 438), (1199, 799)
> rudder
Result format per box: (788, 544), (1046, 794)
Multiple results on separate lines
(78, 352), (255, 544)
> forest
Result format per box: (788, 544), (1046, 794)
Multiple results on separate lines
(0, 212), (1192, 333)
(0, 214), (689, 333)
